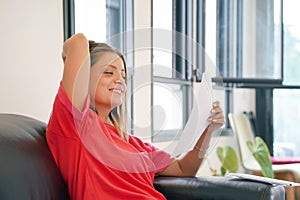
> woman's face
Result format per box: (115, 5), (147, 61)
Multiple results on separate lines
(89, 52), (126, 111)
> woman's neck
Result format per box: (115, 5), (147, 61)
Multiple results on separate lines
(93, 105), (110, 122)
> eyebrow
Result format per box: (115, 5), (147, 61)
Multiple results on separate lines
(107, 65), (125, 71)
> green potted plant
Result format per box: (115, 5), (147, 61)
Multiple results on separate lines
(247, 136), (274, 178)
(209, 136), (273, 178)
(209, 145), (239, 176)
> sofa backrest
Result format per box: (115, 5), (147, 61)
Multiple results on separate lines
(0, 114), (70, 200)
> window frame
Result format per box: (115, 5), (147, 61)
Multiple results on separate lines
(151, 0), (194, 142)
(215, 0), (300, 155)
(63, 0), (75, 41)
(63, 0), (298, 152)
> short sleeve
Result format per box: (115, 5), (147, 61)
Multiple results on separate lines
(47, 82), (90, 139)
(129, 136), (175, 174)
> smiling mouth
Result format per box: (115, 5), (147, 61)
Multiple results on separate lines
(109, 88), (124, 94)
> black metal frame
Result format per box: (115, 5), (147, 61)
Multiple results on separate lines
(63, 0), (75, 40)
(196, 0), (205, 82)
(173, 0), (186, 80)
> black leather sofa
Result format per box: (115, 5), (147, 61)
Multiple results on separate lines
(0, 113), (285, 200)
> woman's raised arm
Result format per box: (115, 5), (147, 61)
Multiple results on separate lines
(61, 33), (90, 111)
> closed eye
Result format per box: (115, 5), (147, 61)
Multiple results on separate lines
(103, 71), (126, 80)
(104, 71), (113, 75)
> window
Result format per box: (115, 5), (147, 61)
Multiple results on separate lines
(152, 0), (172, 78)
(74, 0), (106, 42)
(218, 0), (300, 158)
(274, 90), (300, 157)
(65, 0), (298, 151)
(205, 0), (282, 137)
(151, 0), (193, 142)
(241, 0), (282, 80)
(273, 0), (300, 157)
(215, 0), (282, 81)
(215, 0), (300, 157)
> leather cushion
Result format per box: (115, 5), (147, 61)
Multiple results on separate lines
(0, 114), (69, 200)
(154, 176), (285, 200)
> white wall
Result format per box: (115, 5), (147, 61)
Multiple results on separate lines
(0, 0), (64, 122)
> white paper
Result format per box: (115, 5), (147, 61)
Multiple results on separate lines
(226, 173), (300, 187)
(171, 72), (213, 157)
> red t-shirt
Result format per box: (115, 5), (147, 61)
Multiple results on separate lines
(46, 83), (174, 200)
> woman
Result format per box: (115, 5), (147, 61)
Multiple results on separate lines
(46, 33), (225, 200)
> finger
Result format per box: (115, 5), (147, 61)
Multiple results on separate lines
(210, 107), (223, 114)
(212, 117), (226, 124)
(209, 119), (225, 126)
(208, 116), (225, 123)
(212, 110), (224, 117)
(212, 101), (220, 107)
(208, 113), (225, 123)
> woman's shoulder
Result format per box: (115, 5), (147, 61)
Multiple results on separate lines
(129, 135), (158, 152)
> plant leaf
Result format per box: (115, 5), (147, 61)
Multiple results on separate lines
(210, 168), (218, 176)
(221, 166), (226, 176)
(215, 146), (239, 176)
(216, 147), (224, 163)
(246, 140), (255, 154)
(222, 146), (239, 173)
(253, 137), (274, 178)
(247, 137), (274, 178)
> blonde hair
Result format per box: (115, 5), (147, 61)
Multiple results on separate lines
(89, 41), (129, 141)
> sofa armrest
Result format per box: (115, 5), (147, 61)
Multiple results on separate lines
(0, 114), (70, 200)
(154, 176), (285, 200)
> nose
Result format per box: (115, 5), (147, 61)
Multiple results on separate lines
(114, 72), (127, 92)
(114, 72), (125, 84)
